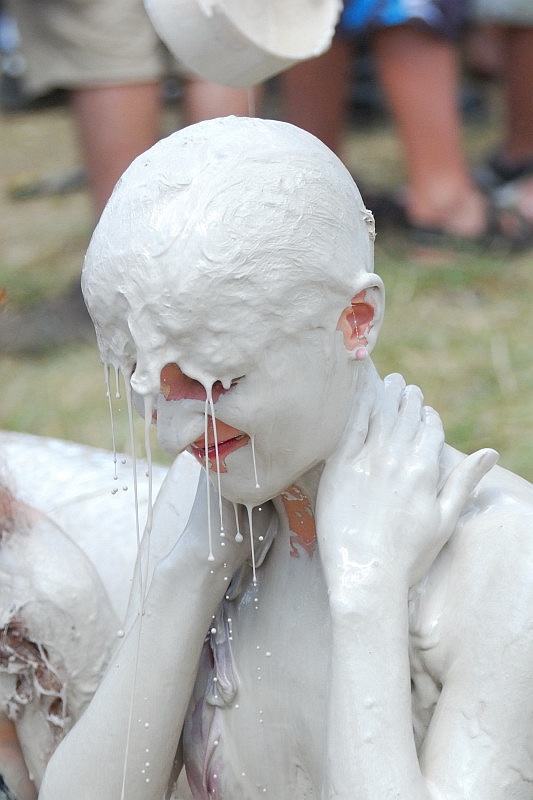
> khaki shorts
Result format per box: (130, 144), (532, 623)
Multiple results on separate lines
(9, 0), (172, 96)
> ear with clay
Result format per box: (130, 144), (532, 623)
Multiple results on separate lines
(336, 282), (384, 359)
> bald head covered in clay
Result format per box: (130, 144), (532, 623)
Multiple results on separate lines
(82, 117), (377, 397)
(82, 117), (384, 505)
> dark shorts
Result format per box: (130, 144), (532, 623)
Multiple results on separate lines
(339, 0), (467, 39)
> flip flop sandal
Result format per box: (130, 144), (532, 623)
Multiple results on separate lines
(474, 149), (533, 192)
(362, 182), (533, 253)
(360, 188), (409, 230)
(407, 194), (533, 255)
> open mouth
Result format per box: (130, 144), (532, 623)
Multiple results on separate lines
(189, 433), (250, 470)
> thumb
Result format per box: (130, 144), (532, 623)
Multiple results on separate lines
(438, 448), (499, 534)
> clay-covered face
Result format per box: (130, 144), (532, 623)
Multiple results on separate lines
(151, 322), (356, 505)
(82, 118), (379, 506)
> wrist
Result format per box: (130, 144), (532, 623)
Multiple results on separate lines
(148, 537), (242, 608)
(327, 569), (408, 627)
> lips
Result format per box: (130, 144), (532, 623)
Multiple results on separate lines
(189, 433), (250, 470)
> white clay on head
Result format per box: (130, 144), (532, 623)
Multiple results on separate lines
(82, 116), (377, 399)
(82, 116), (382, 503)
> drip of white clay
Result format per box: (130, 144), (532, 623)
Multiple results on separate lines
(123, 369), (142, 556)
(233, 503), (243, 543)
(114, 364), (121, 399)
(204, 398), (215, 562)
(207, 388), (225, 534)
(120, 390), (162, 799)
(250, 434), (260, 489)
(246, 504), (258, 585)
(119, 608), (146, 800)
(143, 395), (154, 535)
(104, 363), (118, 482)
(119, 384), (154, 800)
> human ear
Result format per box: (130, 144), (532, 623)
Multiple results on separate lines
(336, 282), (384, 358)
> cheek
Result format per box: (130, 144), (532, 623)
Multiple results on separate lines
(213, 385), (258, 433)
(220, 372), (315, 449)
(155, 397), (205, 454)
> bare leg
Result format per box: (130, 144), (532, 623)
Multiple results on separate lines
(183, 79), (261, 124)
(501, 26), (533, 219)
(71, 82), (161, 218)
(373, 26), (487, 237)
(489, 26), (533, 223)
(502, 26), (533, 162)
(281, 37), (352, 156)
(463, 23), (504, 80)
(72, 79), (265, 218)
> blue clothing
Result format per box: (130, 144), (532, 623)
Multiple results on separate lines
(339, 0), (467, 39)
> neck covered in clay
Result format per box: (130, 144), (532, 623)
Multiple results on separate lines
(272, 360), (382, 540)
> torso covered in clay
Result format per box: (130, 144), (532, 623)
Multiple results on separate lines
(3, 433), (533, 800)
(182, 453), (533, 800)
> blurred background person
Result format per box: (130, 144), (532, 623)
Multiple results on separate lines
(468, 1), (533, 225)
(280, 0), (533, 250)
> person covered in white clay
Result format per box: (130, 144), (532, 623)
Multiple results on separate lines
(14, 117), (533, 799)
(0, 481), (119, 800)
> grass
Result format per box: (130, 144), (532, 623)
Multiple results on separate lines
(373, 243), (533, 479)
(1, 101), (533, 479)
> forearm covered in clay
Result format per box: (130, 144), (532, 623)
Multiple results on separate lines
(325, 581), (430, 800)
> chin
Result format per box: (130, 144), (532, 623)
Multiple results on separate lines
(211, 470), (284, 507)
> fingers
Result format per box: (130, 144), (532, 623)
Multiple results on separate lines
(374, 375), (442, 452)
(438, 448), (499, 534)
(415, 405), (445, 458)
(363, 373), (405, 446)
(396, 385), (426, 441)
(378, 373), (407, 437)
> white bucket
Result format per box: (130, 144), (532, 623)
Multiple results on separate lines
(145, 0), (342, 88)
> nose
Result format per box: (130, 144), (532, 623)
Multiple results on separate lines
(159, 363), (228, 402)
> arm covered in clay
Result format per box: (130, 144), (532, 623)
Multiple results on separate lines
(316, 374), (497, 800)
(39, 469), (264, 800)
